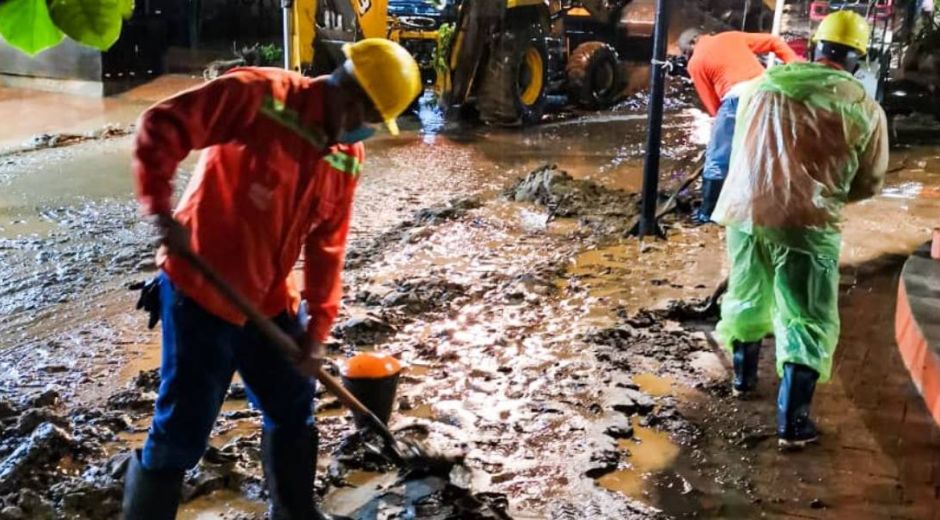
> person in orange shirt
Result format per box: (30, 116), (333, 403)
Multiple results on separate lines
(678, 28), (803, 223)
(122, 39), (421, 520)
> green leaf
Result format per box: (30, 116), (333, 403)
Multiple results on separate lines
(0, 0), (65, 56)
(49, 0), (123, 51)
(119, 0), (133, 19)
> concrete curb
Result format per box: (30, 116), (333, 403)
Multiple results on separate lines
(895, 241), (940, 427)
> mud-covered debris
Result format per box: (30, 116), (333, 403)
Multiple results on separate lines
(11, 489), (54, 520)
(659, 297), (719, 321)
(0, 423), (74, 493)
(74, 409), (132, 434)
(505, 165), (639, 220)
(18, 125), (133, 153)
(372, 276), (467, 314)
(51, 479), (122, 520)
(133, 368), (160, 391)
(345, 197), (483, 270)
(347, 476), (511, 519)
(0, 505), (25, 519)
(333, 431), (399, 474)
(584, 449), (621, 478)
(37, 364), (68, 374)
(27, 388), (60, 408)
(0, 400), (16, 420)
(180, 438), (264, 502)
(335, 314), (397, 346)
(548, 498), (659, 520)
(13, 408), (68, 435)
(106, 387), (157, 412)
(622, 309), (658, 328)
(604, 424), (635, 440)
(414, 197), (483, 224)
(623, 389), (655, 415)
(611, 399), (638, 416)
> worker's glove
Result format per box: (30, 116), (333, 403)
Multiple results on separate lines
(295, 335), (326, 377)
(129, 277), (161, 329)
(151, 213), (192, 256)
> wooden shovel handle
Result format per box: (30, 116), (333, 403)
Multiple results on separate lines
(176, 249), (406, 462)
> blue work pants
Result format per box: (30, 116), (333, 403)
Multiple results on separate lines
(141, 272), (315, 470)
(703, 95), (740, 181)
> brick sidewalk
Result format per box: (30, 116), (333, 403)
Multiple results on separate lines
(740, 268), (940, 519)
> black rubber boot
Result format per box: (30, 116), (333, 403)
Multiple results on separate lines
(695, 178), (725, 224)
(121, 450), (184, 520)
(262, 425), (318, 520)
(732, 340), (761, 397)
(777, 363), (820, 450)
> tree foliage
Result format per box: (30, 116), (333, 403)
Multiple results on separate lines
(0, 0), (132, 56)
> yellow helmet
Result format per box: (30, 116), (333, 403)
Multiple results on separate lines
(812, 10), (870, 55)
(342, 38), (421, 136)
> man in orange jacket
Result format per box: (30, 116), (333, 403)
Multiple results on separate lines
(677, 29), (803, 223)
(122, 39), (421, 520)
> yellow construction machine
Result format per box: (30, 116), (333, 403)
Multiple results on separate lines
(440, 0), (655, 125)
(287, 0), (655, 125)
(286, 0), (447, 83)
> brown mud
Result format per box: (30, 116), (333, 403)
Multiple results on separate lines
(2, 83), (940, 519)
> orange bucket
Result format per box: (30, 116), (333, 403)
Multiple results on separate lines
(341, 352), (402, 426)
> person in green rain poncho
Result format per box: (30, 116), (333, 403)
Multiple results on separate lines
(712, 10), (889, 449)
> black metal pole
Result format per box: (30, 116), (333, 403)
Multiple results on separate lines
(637, 0), (670, 237)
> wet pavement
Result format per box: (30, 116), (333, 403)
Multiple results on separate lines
(1, 78), (939, 519)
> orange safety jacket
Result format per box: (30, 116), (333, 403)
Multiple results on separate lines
(133, 67), (363, 343)
(688, 31), (802, 116)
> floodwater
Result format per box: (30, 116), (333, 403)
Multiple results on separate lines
(1, 79), (940, 519)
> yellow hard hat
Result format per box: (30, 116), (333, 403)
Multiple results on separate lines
(342, 38), (421, 136)
(812, 10), (870, 55)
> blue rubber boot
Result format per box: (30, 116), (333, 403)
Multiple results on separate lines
(777, 363), (820, 450)
(695, 178), (724, 224)
(732, 341), (761, 397)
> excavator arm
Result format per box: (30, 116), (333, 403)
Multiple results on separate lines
(442, 0), (508, 107)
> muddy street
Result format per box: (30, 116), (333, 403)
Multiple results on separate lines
(1, 79), (940, 520)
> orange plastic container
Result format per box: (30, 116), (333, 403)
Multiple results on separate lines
(341, 352), (402, 426)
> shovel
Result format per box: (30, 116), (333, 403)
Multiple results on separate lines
(174, 248), (419, 467)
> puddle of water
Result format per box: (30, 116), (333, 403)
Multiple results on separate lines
(563, 232), (725, 317)
(597, 417), (681, 501)
(114, 429), (148, 448)
(115, 342), (161, 382)
(633, 373), (674, 397)
(403, 403), (433, 419)
(0, 141), (135, 209)
(210, 418), (257, 448)
(321, 470), (401, 516)
(316, 406), (349, 419)
(177, 489), (267, 520)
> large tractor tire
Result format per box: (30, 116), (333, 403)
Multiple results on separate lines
(566, 42), (621, 109)
(476, 17), (549, 126)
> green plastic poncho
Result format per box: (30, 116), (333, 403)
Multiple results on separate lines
(712, 62), (889, 382)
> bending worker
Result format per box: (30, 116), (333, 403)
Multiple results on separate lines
(123, 39), (421, 519)
(712, 11), (888, 449)
(677, 27), (803, 223)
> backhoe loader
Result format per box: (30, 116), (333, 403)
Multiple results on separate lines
(440, 0), (655, 125)
(287, 0), (447, 82)
(287, 0), (654, 126)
